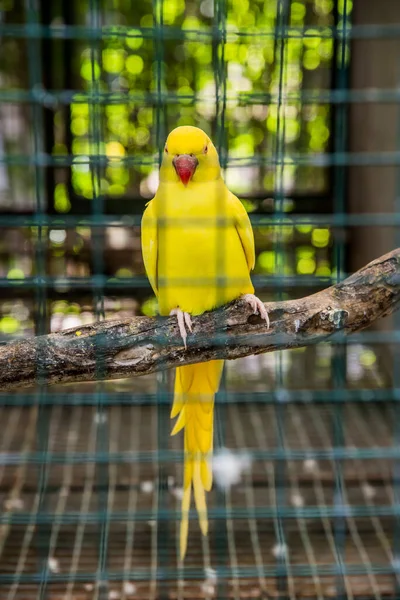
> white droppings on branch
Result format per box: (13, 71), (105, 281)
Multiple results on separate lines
(114, 344), (156, 367)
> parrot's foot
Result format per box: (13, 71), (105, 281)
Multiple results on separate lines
(241, 294), (270, 328)
(170, 308), (192, 349)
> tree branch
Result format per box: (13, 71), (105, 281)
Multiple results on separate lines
(1, 249), (400, 391)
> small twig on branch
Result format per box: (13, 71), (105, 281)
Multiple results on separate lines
(1, 249), (400, 392)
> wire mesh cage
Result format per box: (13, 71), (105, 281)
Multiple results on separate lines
(1, 0), (400, 598)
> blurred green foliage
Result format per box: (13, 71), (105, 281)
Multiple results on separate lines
(0, 0), (353, 339)
(64, 0), (340, 202)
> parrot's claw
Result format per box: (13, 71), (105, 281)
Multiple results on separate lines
(241, 294), (270, 328)
(170, 308), (192, 349)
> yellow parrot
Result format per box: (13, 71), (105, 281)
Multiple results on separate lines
(141, 126), (268, 559)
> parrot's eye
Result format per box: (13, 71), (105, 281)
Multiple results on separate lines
(164, 146), (168, 153)
(203, 145), (208, 154)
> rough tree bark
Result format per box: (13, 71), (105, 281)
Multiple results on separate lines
(1, 249), (400, 391)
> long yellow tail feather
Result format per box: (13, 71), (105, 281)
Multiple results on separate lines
(171, 360), (223, 560)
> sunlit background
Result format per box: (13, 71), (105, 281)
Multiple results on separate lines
(1, 0), (340, 329)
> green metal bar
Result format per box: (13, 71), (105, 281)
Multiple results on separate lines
(2, 22), (400, 41)
(24, 1), (52, 598)
(85, 1), (110, 597)
(0, 561), (398, 584)
(330, 2), (352, 597)
(3, 388), (400, 407)
(5, 151), (400, 167)
(4, 87), (400, 105)
(2, 502), (400, 523)
(152, 0), (170, 592)
(0, 212), (399, 227)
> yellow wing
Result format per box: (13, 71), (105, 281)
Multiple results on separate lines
(141, 199), (158, 297)
(227, 192), (255, 271)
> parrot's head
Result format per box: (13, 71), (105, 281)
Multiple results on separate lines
(159, 126), (221, 186)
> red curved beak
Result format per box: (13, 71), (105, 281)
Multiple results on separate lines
(173, 154), (198, 186)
